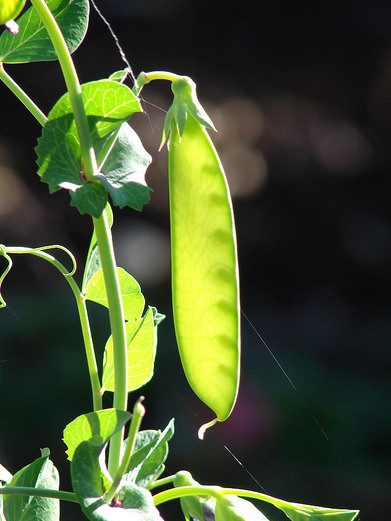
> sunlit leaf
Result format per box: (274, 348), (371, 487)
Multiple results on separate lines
(85, 267), (145, 322)
(0, 0), (89, 63)
(63, 408), (130, 461)
(3, 448), (59, 521)
(279, 504), (360, 521)
(125, 418), (175, 488)
(102, 306), (158, 393)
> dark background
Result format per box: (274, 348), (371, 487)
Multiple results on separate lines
(1, 1), (390, 519)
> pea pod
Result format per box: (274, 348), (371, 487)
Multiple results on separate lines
(215, 495), (270, 521)
(165, 78), (240, 436)
(0, 0), (25, 27)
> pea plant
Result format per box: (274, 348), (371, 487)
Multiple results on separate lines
(0, 1), (360, 520)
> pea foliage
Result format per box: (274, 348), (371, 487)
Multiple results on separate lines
(0, 1), (360, 521)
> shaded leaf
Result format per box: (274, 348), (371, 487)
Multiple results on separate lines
(71, 439), (163, 521)
(85, 267), (145, 322)
(4, 448), (59, 521)
(96, 123), (151, 211)
(125, 418), (175, 488)
(63, 408), (131, 461)
(36, 80), (142, 217)
(102, 306), (157, 394)
(0, 0), (89, 63)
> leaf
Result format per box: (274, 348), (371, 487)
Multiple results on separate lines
(96, 122), (152, 211)
(102, 307), (158, 393)
(36, 80), (143, 217)
(0, 0), (89, 63)
(3, 448), (59, 521)
(125, 418), (175, 488)
(85, 267), (145, 322)
(63, 408), (131, 461)
(278, 504), (360, 521)
(71, 439), (164, 521)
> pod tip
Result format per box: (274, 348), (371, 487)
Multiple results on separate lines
(198, 417), (218, 440)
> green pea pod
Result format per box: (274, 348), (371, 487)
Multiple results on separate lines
(215, 495), (270, 521)
(173, 471), (216, 521)
(0, 0), (25, 27)
(167, 84), (240, 436)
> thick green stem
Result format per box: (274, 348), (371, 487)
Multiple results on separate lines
(105, 397), (145, 504)
(0, 486), (78, 503)
(29, 0), (127, 436)
(93, 212), (128, 476)
(29, 0), (97, 181)
(0, 64), (47, 126)
(27, 0), (130, 476)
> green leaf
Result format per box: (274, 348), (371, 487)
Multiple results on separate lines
(96, 123), (152, 211)
(0, 0), (89, 63)
(102, 306), (158, 393)
(71, 439), (163, 521)
(85, 267), (145, 322)
(82, 203), (113, 293)
(36, 80), (142, 217)
(279, 504), (360, 521)
(63, 408), (131, 461)
(215, 495), (269, 521)
(4, 448), (59, 521)
(125, 418), (175, 488)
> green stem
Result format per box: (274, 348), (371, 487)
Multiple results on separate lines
(93, 212), (128, 476)
(30, 0), (129, 474)
(0, 245), (102, 410)
(152, 484), (332, 513)
(149, 475), (177, 490)
(152, 485), (280, 508)
(0, 486), (78, 503)
(0, 64), (47, 126)
(132, 70), (182, 96)
(105, 397), (145, 504)
(29, 0), (98, 181)
(152, 485), (221, 506)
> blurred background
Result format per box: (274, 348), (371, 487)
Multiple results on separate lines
(0, 0), (390, 519)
